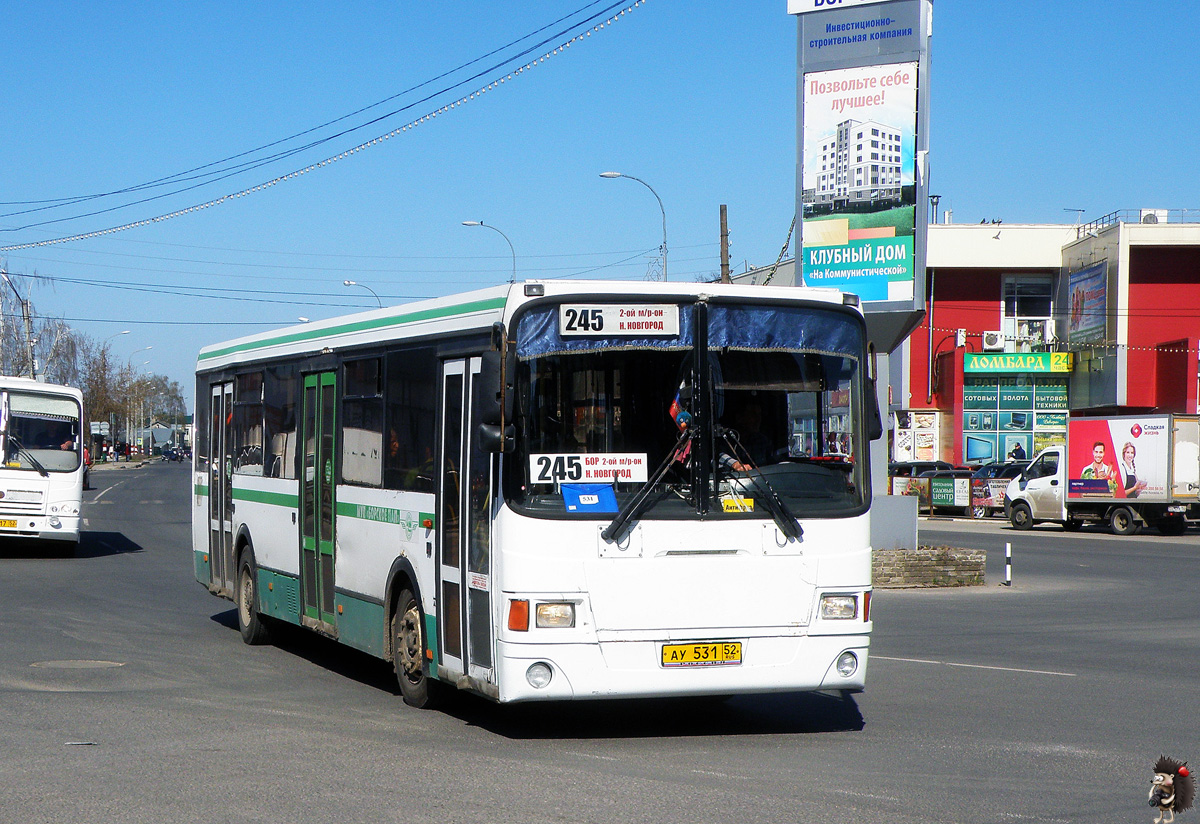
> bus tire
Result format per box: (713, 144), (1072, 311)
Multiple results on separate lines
(393, 588), (438, 709)
(1109, 506), (1140, 536)
(1009, 502), (1033, 530)
(237, 549), (271, 646)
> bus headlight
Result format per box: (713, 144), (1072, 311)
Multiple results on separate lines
(820, 595), (858, 620)
(836, 651), (858, 678)
(526, 662), (554, 689)
(50, 503), (79, 516)
(535, 603), (575, 628)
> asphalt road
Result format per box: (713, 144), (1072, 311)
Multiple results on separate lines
(1, 468), (1197, 824)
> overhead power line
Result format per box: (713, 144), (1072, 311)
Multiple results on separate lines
(0, 1), (615, 213)
(0, 0), (648, 251)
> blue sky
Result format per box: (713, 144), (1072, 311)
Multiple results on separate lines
(2, 1), (1196, 394)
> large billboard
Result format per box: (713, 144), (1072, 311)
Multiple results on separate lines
(801, 63), (917, 302)
(1067, 261), (1108, 344)
(793, 0), (931, 353)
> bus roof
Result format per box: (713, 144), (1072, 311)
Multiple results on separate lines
(0, 377), (83, 401)
(196, 280), (856, 372)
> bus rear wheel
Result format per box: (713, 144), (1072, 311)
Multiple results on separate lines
(393, 589), (438, 709)
(237, 551), (271, 645)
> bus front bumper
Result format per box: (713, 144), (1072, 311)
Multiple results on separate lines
(0, 514), (81, 542)
(494, 633), (869, 703)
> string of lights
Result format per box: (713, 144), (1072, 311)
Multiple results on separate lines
(0, 0), (648, 251)
(923, 323), (1200, 354)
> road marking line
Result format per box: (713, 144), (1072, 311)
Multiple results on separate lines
(874, 655), (1075, 677)
(566, 751), (619, 761)
(874, 655), (942, 665)
(91, 480), (126, 503)
(944, 662), (1076, 677)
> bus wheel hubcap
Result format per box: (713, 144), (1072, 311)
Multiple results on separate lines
(399, 607), (422, 680)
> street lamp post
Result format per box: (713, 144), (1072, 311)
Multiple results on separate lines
(600, 172), (667, 281)
(124, 347), (152, 456)
(1, 270), (37, 378)
(343, 280), (383, 308)
(461, 221), (517, 284)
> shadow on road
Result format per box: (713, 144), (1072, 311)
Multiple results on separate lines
(210, 609), (400, 695)
(209, 605), (865, 738)
(0, 530), (142, 559)
(451, 689), (865, 740)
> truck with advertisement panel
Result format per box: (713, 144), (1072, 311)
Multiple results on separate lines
(1004, 415), (1200, 535)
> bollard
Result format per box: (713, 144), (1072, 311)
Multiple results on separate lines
(1003, 542), (1012, 587)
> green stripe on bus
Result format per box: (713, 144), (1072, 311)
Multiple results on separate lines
(232, 487), (299, 508)
(258, 569), (302, 625)
(425, 613), (439, 671)
(193, 550), (210, 584)
(198, 296), (506, 361)
(335, 594), (386, 658)
(195, 483), (208, 496)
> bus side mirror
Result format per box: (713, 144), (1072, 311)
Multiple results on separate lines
(478, 333), (515, 427)
(478, 423), (515, 453)
(866, 343), (883, 441)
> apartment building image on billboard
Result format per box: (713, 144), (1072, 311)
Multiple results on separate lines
(807, 118), (904, 212)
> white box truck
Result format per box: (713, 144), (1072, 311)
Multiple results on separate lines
(1004, 415), (1200, 535)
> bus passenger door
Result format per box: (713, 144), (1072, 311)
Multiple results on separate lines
(300, 372), (338, 630)
(208, 382), (235, 594)
(437, 357), (494, 688)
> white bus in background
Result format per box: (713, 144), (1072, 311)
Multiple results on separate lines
(0, 378), (85, 549)
(194, 280), (881, 707)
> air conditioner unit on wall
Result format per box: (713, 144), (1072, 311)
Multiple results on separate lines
(982, 331), (1005, 351)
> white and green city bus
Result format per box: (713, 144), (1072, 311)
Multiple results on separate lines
(0, 378), (86, 548)
(193, 280), (881, 706)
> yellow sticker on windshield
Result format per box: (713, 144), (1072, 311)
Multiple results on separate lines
(722, 497), (754, 513)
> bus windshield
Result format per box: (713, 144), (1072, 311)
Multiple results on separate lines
(507, 300), (867, 520)
(1, 390), (82, 473)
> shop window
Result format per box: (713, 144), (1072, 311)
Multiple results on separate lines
(1003, 277), (1054, 353)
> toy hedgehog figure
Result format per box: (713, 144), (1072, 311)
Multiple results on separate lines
(1150, 755), (1194, 823)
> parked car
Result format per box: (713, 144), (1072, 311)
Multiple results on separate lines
(970, 460), (1029, 482)
(888, 460), (954, 478)
(970, 461), (1029, 518)
(914, 467), (974, 514)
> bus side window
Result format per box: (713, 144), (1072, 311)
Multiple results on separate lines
(265, 364), (298, 479)
(342, 358), (384, 487)
(384, 347), (437, 492)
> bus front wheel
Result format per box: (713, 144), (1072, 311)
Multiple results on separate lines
(393, 588), (438, 709)
(237, 550), (271, 646)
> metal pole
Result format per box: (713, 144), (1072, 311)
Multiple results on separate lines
(600, 172), (667, 280)
(1004, 542), (1012, 587)
(461, 222), (517, 284)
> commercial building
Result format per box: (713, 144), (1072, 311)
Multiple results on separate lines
(737, 210), (1200, 465)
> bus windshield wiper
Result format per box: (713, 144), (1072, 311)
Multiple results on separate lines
(601, 428), (691, 544)
(7, 435), (49, 478)
(720, 429), (802, 541)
